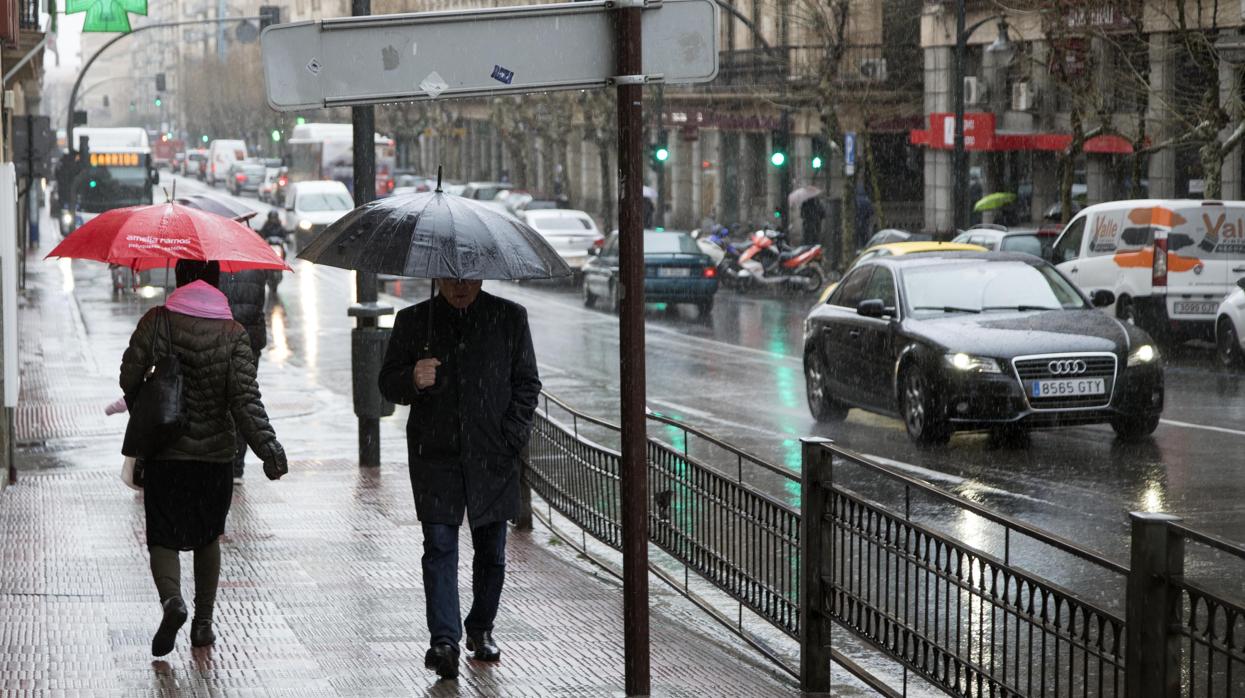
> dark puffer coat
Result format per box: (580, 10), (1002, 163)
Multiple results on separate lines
(120, 307), (282, 463)
(220, 271), (268, 355)
(379, 292), (541, 527)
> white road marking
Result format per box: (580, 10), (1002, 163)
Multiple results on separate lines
(862, 453), (1057, 507)
(1159, 418), (1245, 438)
(648, 398), (715, 419)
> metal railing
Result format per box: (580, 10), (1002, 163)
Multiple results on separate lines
(524, 392), (1245, 697)
(712, 44), (920, 92)
(1163, 522), (1245, 697)
(801, 437), (1130, 695)
(526, 393), (800, 636)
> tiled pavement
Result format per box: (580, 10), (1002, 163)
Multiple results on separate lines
(1, 255), (799, 696)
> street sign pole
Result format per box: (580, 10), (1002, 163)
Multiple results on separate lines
(348, 0), (392, 469)
(614, 3), (650, 693)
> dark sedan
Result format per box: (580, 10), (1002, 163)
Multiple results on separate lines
(803, 253), (1165, 446)
(583, 230), (719, 317)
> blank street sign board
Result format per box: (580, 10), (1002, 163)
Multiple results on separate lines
(261, 0), (719, 110)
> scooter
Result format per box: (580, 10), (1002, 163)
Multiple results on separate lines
(735, 227), (825, 294)
(693, 224), (745, 288)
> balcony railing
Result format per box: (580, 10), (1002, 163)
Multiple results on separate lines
(19, 0), (39, 32)
(713, 44), (920, 92)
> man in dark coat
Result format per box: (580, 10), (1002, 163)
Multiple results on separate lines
(378, 278), (540, 681)
(219, 262), (269, 483)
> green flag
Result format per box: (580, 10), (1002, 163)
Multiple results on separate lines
(67, 0), (148, 33)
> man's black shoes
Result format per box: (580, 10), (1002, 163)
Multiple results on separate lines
(466, 631), (501, 662)
(151, 597), (188, 657)
(424, 642), (460, 679)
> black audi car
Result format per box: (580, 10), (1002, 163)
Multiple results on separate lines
(803, 252), (1164, 445)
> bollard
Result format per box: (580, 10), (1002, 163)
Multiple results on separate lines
(1125, 512), (1183, 698)
(514, 444), (533, 531)
(799, 437), (833, 694)
(350, 324), (396, 422)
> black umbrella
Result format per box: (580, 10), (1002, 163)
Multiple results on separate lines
(175, 194), (259, 224)
(296, 172), (571, 281)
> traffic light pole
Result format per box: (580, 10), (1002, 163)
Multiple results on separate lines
(62, 17), (261, 225)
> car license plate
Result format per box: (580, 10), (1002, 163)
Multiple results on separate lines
(1030, 378), (1105, 398)
(658, 268), (691, 277)
(1174, 302), (1218, 315)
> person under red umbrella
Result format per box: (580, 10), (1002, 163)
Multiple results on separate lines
(46, 201), (290, 274)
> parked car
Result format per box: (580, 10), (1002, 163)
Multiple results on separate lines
(803, 252), (1164, 445)
(172, 152), (186, 173)
(816, 241), (987, 305)
(283, 180), (355, 252)
(1216, 277), (1245, 367)
(583, 230), (718, 317)
(207, 138), (247, 187)
(865, 228), (930, 248)
(522, 209), (602, 274)
(229, 161), (267, 196)
(1049, 199), (1245, 344)
(461, 181), (512, 201)
(952, 224), (1059, 259)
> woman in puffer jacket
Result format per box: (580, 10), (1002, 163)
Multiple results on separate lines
(119, 260), (288, 657)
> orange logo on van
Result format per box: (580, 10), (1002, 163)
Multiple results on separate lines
(1127, 207), (1187, 228)
(1114, 205), (1200, 270)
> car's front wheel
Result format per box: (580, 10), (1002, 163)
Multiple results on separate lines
(607, 280), (621, 314)
(1111, 413), (1160, 441)
(805, 351), (847, 422)
(1217, 316), (1243, 369)
(900, 366), (951, 447)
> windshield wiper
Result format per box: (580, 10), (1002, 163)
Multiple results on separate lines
(912, 305), (981, 314)
(982, 305), (1061, 312)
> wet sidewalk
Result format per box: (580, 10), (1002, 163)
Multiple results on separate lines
(1, 254), (797, 696)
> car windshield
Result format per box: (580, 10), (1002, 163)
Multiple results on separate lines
(532, 217), (593, 231)
(643, 233), (700, 254)
(903, 262), (1086, 316)
(297, 192), (353, 212)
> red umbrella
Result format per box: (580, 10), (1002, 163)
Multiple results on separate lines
(46, 202), (292, 272)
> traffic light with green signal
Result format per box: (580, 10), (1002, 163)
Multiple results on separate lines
(651, 130), (669, 165)
(770, 128), (788, 167)
(154, 96), (163, 107)
(811, 136), (828, 170)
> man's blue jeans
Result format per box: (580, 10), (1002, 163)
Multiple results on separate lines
(421, 521), (507, 647)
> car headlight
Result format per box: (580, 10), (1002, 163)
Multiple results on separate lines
(945, 352), (1002, 373)
(297, 219), (313, 231)
(60, 211), (73, 226)
(1128, 344), (1158, 367)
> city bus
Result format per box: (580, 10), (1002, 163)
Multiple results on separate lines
(284, 122), (396, 201)
(64, 127), (157, 230)
(61, 127), (161, 290)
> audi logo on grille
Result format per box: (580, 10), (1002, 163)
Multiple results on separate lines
(1048, 359), (1089, 375)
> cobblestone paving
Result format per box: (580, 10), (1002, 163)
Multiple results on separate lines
(2, 257), (798, 696)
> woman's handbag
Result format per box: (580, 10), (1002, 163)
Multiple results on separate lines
(120, 456), (145, 490)
(121, 309), (188, 458)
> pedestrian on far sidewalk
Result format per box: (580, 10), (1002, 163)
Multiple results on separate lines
(219, 228), (271, 485)
(119, 260), (288, 658)
(379, 278), (541, 681)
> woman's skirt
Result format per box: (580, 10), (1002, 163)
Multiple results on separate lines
(143, 459), (233, 550)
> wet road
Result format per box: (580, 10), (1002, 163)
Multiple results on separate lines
(154, 174), (1245, 592)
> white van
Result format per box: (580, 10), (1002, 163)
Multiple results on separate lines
(207, 139), (247, 187)
(1050, 199), (1245, 342)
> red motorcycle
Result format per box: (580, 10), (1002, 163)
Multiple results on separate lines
(735, 227), (825, 294)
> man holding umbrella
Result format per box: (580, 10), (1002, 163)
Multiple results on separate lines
(297, 171), (565, 680)
(379, 278), (541, 679)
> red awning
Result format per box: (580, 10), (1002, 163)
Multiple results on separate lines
(909, 113), (1138, 154)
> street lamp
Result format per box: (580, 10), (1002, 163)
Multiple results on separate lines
(952, 8), (1014, 231)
